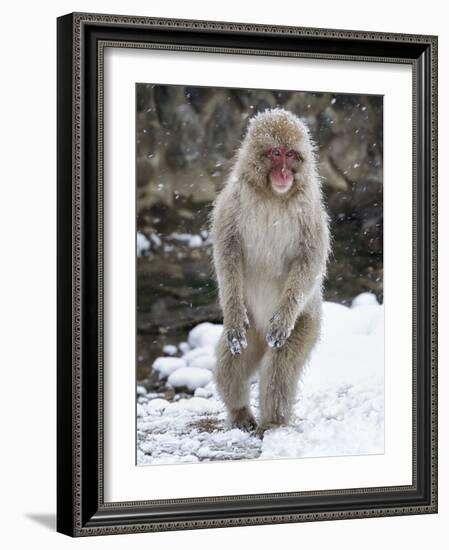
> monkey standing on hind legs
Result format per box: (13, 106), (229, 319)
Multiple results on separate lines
(210, 108), (330, 437)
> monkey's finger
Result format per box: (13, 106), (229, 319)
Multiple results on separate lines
(227, 327), (248, 353)
(266, 332), (287, 348)
(228, 336), (241, 355)
(268, 339), (283, 349)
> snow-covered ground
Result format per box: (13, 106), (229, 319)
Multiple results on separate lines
(137, 293), (384, 465)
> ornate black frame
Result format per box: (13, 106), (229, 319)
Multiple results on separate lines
(57, 12), (438, 537)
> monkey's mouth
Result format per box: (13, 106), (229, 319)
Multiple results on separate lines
(271, 174), (294, 193)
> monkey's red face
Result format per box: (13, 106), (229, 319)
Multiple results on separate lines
(266, 146), (301, 194)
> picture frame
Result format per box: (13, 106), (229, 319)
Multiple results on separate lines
(57, 12), (438, 536)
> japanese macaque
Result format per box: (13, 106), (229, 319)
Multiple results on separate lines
(210, 108), (330, 436)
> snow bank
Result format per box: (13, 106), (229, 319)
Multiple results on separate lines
(352, 292), (378, 307)
(261, 382), (384, 459)
(304, 296), (384, 391)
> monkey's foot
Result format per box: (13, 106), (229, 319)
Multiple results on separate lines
(226, 328), (248, 356)
(255, 422), (280, 438)
(230, 407), (257, 432)
(266, 314), (293, 349)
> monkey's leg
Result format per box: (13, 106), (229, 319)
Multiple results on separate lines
(215, 326), (264, 431)
(258, 313), (320, 435)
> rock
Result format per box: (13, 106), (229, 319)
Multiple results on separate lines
(204, 101), (242, 162)
(184, 86), (214, 112)
(319, 155), (349, 192)
(154, 85), (185, 127)
(166, 104), (205, 168)
(136, 118), (162, 160)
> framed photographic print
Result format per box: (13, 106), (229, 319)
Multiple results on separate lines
(57, 12), (438, 536)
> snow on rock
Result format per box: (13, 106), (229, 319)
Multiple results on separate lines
(138, 297), (385, 465)
(162, 344), (178, 356)
(169, 232), (205, 248)
(352, 292), (378, 308)
(153, 357), (186, 378)
(188, 235), (203, 248)
(178, 342), (190, 354)
(182, 346), (215, 365)
(369, 305), (385, 338)
(194, 386), (214, 398)
(136, 232), (150, 256)
(189, 355), (216, 371)
(187, 322), (223, 349)
(181, 345), (216, 371)
(149, 233), (162, 249)
(168, 367), (213, 391)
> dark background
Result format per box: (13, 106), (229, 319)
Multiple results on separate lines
(136, 84), (383, 383)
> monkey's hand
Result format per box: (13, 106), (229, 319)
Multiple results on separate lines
(266, 311), (294, 349)
(225, 310), (249, 356)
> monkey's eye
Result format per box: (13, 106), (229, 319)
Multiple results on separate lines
(271, 147), (281, 157)
(286, 149), (298, 159)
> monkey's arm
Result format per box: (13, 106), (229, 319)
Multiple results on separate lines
(211, 192), (249, 355)
(266, 223), (329, 349)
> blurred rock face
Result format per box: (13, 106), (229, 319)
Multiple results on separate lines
(136, 84), (383, 255)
